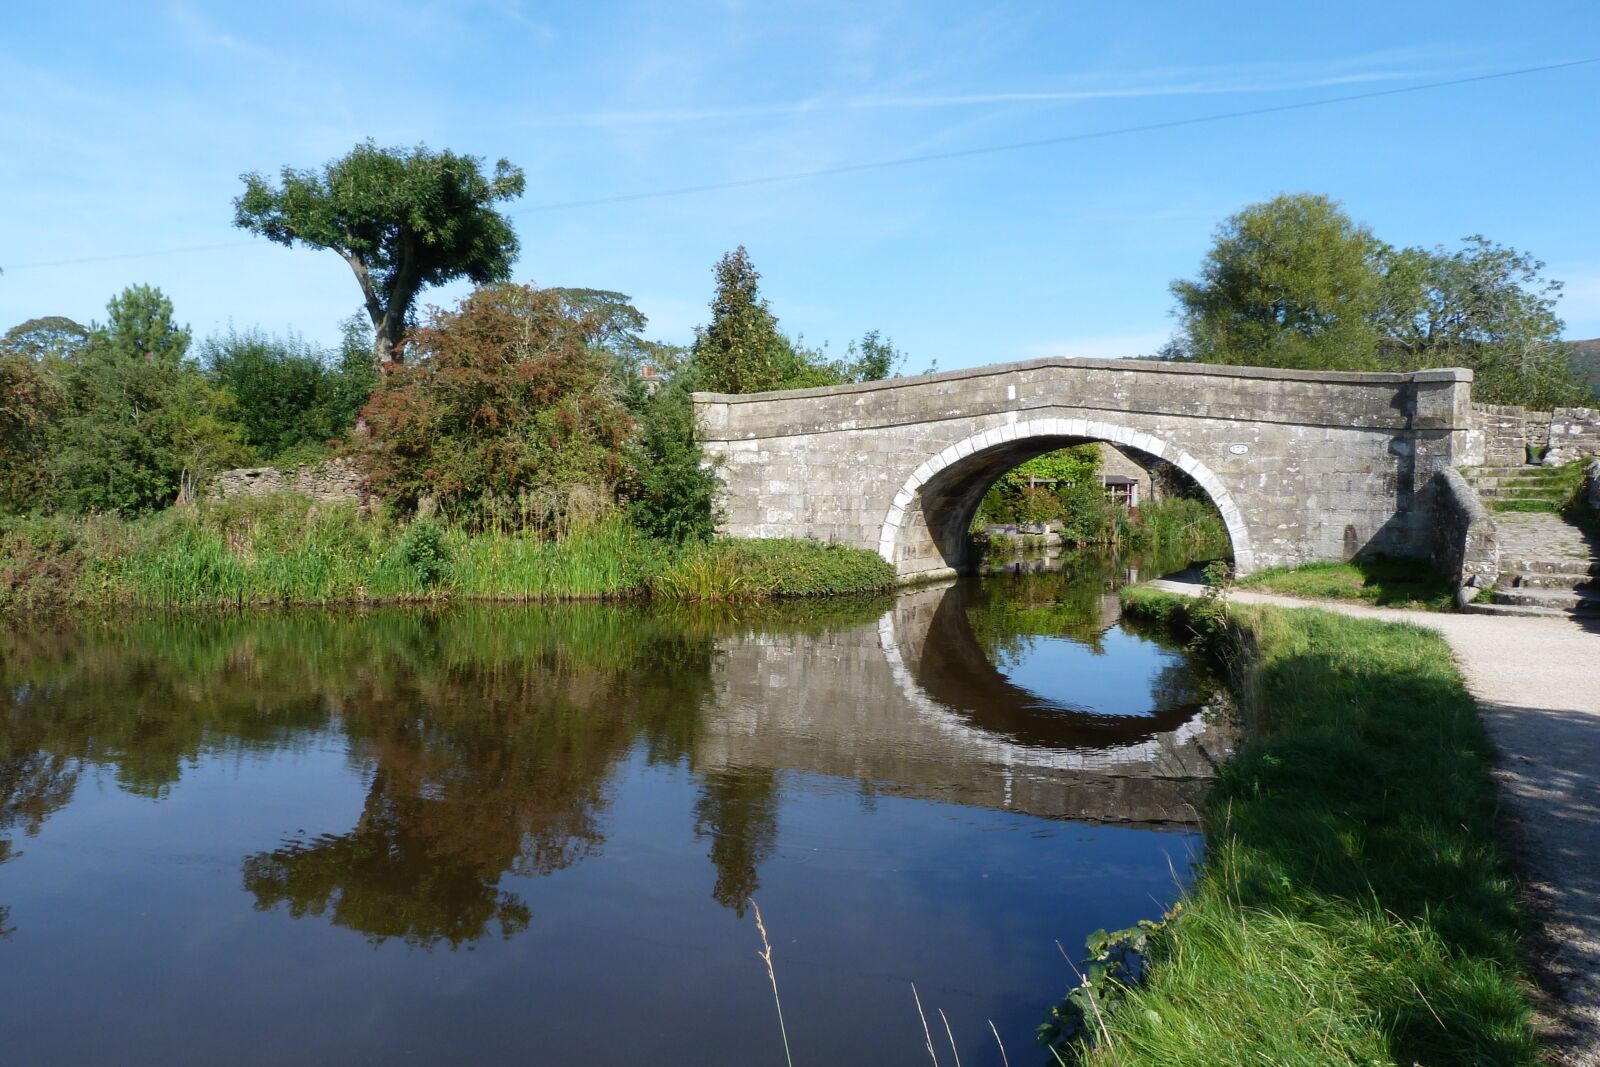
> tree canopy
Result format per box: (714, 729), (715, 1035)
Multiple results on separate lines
(1377, 236), (1577, 408)
(2, 316), (90, 366)
(234, 141), (526, 367)
(692, 246), (907, 393)
(0, 349), (63, 511)
(1172, 193), (1385, 371)
(693, 246), (791, 394)
(1169, 194), (1584, 406)
(353, 283), (631, 525)
(53, 286), (248, 514)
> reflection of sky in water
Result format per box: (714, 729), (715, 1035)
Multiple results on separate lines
(992, 626), (1186, 718)
(0, 739), (1198, 1066)
(0, 586), (1214, 1065)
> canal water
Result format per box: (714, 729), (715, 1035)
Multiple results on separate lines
(0, 552), (1230, 1065)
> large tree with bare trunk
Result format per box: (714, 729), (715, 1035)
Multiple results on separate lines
(234, 141), (525, 369)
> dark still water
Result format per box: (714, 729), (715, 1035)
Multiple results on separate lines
(0, 554), (1230, 1066)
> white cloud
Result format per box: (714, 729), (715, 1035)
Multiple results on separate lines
(512, 55), (1476, 129)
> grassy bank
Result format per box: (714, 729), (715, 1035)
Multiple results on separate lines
(1067, 589), (1536, 1065)
(1237, 555), (1456, 610)
(0, 493), (895, 613)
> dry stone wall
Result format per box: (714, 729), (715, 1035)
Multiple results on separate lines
(209, 458), (374, 511)
(1469, 404), (1600, 467)
(695, 357), (1476, 580)
(1548, 407), (1600, 465)
(1476, 403), (1542, 466)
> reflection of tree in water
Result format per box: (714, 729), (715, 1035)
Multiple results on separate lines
(693, 767), (780, 917)
(242, 655), (656, 947)
(1, 690), (87, 941)
(0, 607), (720, 944)
(1145, 652), (1215, 712)
(242, 768), (536, 947)
(963, 554), (1121, 663)
(0, 599), (891, 942)
(0, 751), (79, 864)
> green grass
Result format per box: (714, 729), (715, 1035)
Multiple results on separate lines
(649, 536), (895, 600)
(1485, 462), (1588, 514)
(1238, 555), (1455, 610)
(1489, 498), (1562, 514)
(1088, 589), (1538, 1066)
(0, 493), (895, 613)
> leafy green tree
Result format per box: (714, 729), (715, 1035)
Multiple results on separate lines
(1171, 195), (1587, 406)
(2, 316), (90, 370)
(975, 446), (1101, 526)
(1378, 236), (1581, 408)
(692, 248), (910, 394)
(693, 247), (792, 393)
(845, 329), (904, 382)
(234, 141), (526, 367)
(624, 368), (720, 542)
(201, 318), (377, 462)
(353, 283), (631, 523)
(52, 286), (248, 514)
(0, 351), (64, 512)
(1172, 194), (1386, 371)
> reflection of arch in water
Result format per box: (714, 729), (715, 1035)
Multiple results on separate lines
(875, 584), (1223, 776)
(876, 418), (1252, 578)
(913, 581), (1206, 748)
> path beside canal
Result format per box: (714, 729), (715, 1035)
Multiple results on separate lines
(1149, 578), (1600, 1066)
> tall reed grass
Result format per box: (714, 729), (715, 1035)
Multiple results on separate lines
(1, 492), (895, 612)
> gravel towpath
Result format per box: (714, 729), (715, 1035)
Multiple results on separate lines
(1147, 579), (1600, 1064)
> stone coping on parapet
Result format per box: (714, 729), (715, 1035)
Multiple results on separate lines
(691, 356), (1474, 405)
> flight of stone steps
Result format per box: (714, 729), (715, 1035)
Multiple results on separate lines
(1460, 465), (1600, 619)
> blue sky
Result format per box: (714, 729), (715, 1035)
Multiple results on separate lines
(3, 1), (1598, 370)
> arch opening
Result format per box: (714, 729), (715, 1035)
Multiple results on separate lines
(877, 419), (1254, 580)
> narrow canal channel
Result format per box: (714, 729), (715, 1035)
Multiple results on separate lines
(0, 551), (1232, 1065)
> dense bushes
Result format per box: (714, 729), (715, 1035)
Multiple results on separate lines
(1, 289), (375, 517)
(0, 351), (62, 512)
(202, 319), (376, 463)
(355, 284), (632, 523)
(622, 371), (722, 542)
(51, 286), (251, 514)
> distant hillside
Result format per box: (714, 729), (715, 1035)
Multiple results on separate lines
(1571, 339), (1600, 400)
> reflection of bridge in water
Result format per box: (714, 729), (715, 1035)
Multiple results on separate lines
(695, 581), (1235, 827)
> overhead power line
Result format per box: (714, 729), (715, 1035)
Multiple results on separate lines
(7, 241), (256, 271)
(515, 57), (1600, 212)
(5, 56), (1595, 273)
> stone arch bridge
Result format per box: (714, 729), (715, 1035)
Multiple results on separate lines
(693, 357), (1476, 581)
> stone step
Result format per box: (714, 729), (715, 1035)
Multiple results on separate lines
(1467, 474), (1575, 489)
(1488, 586), (1600, 613)
(1500, 557), (1600, 577)
(1461, 601), (1577, 619)
(1496, 570), (1598, 592)
(1474, 486), (1567, 500)
(1465, 465), (1552, 477)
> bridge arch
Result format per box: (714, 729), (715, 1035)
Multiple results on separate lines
(875, 417), (1254, 577)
